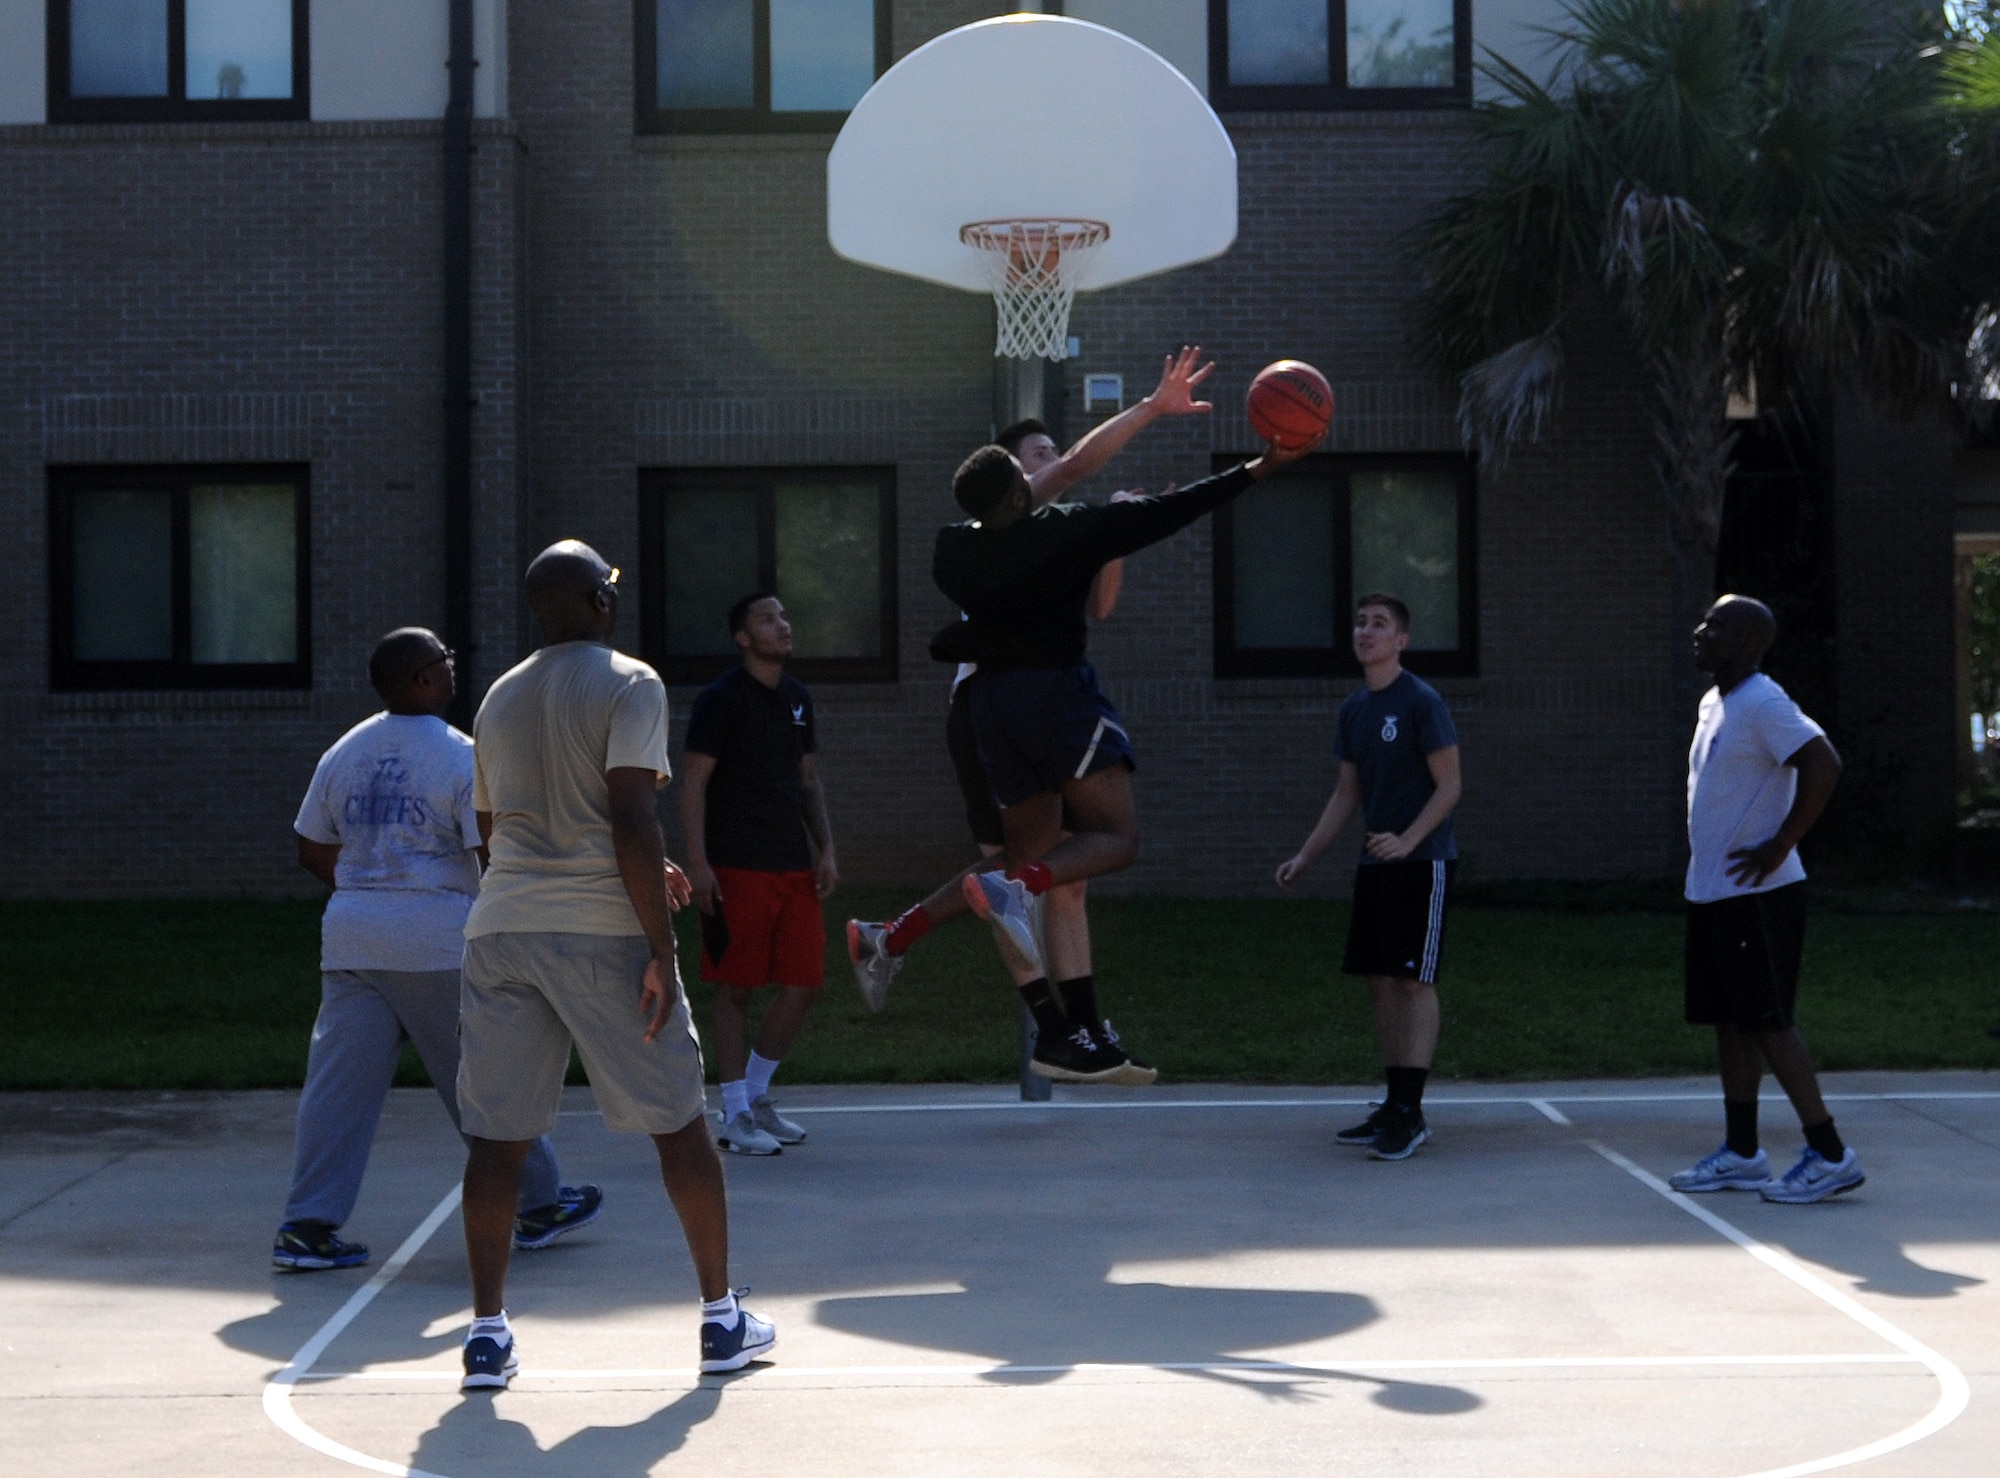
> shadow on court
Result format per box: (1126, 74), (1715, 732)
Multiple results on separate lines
(410, 1384), (722, 1478)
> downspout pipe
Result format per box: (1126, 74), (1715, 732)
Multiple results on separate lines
(443, 0), (475, 726)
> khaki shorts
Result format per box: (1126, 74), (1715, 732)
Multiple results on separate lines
(459, 932), (707, 1139)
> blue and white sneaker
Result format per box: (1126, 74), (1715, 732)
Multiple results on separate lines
(699, 1289), (776, 1373)
(514, 1183), (604, 1251)
(272, 1221), (369, 1271)
(1760, 1147), (1865, 1204)
(1669, 1145), (1772, 1193)
(461, 1332), (520, 1390)
(961, 870), (1044, 977)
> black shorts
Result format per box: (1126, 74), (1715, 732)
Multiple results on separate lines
(1344, 859), (1455, 983)
(1685, 883), (1806, 1032)
(948, 676), (1112, 828)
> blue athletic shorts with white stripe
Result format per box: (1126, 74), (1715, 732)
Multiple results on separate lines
(963, 663), (1136, 810)
(1344, 859), (1456, 984)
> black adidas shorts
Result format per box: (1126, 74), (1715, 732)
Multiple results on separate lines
(1684, 882), (1806, 1032)
(1344, 859), (1455, 984)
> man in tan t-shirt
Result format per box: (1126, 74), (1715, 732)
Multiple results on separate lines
(455, 540), (774, 1390)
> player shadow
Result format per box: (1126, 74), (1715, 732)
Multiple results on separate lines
(408, 1380), (723, 1477)
(815, 1264), (1479, 1413)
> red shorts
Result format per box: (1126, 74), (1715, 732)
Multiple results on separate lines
(698, 867), (826, 989)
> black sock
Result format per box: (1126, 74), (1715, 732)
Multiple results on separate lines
(1385, 1066), (1427, 1112)
(1018, 978), (1070, 1043)
(1056, 974), (1100, 1033)
(1802, 1118), (1846, 1163)
(1724, 1098), (1760, 1159)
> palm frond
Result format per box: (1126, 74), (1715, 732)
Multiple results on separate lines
(1458, 332), (1567, 462)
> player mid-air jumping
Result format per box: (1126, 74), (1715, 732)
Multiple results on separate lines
(850, 401), (1321, 1082)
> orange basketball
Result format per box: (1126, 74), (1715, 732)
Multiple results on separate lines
(1247, 360), (1334, 450)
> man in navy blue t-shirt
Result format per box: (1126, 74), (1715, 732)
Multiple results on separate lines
(1277, 594), (1463, 1160)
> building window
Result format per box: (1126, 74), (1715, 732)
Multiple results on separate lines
(636, 0), (890, 133)
(49, 465), (312, 690)
(639, 467), (899, 683)
(47, 0), (309, 123)
(1207, 0), (1468, 109)
(1213, 455), (1476, 677)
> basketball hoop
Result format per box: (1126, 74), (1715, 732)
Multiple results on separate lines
(959, 218), (1110, 362)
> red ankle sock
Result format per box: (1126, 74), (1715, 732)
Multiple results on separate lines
(1007, 861), (1055, 896)
(883, 904), (933, 956)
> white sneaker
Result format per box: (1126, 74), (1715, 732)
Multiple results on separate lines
(1760, 1147), (1865, 1204)
(845, 919), (903, 1012)
(961, 870), (1044, 976)
(1669, 1144), (1772, 1193)
(716, 1111), (782, 1156)
(750, 1095), (806, 1145)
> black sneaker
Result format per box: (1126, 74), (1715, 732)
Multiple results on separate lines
(1335, 1103), (1390, 1146)
(272, 1221), (369, 1271)
(1368, 1107), (1431, 1161)
(514, 1184), (604, 1251)
(1031, 1026), (1131, 1084)
(1091, 1020), (1158, 1086)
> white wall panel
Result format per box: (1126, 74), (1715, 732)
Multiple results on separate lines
(311, 0), (505, 121)
(0, 0), (47, 124)
(1066, 0), (1208, 97)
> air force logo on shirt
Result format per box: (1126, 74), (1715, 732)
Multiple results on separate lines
(1381, 715), (1399, 743)
(791, 704), (806, 727)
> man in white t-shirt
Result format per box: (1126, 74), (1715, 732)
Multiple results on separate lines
(1669, 596), (1864, 1205)
(276, 628), (598, 1272)
(454, 542), (773, 1391)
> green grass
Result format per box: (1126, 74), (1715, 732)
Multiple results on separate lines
(3, 893), (1998, 1090)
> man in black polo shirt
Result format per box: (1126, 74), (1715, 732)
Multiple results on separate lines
(1276, 594), (1463, 1161)
(682, 593), (838, 1157)
(847, 427), (1317, 1082)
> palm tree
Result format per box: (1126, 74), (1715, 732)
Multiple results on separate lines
(1412, 0), (1985, 713)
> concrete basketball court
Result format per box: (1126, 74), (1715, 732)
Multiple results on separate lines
(3, 1072), (1996, 1477)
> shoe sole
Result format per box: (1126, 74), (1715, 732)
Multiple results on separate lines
(1368, 1126), (1432, 1161)
(272, 1254), (368, 1271)
(1104, 1061), (1158, 1087)
(1670, 1177), (1771, 1194)
(1334, 1131), (1382, 1147)
(960, 874), (1044, 974)
(1029, 1057), (1128, 1084)
(461, 1353), (520, 1391)
(717, 1136), (782, 1156)
(700, 1333), (777, 1374)
(1761, 1173), (1866, 1204)
(760, 1128), (808, 1145)
(513, 1202), (603, 1251)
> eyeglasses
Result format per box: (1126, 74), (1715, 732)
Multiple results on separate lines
(413, 649), (457, 679)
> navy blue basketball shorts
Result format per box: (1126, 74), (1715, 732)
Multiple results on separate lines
(963, 664), (1136, 811)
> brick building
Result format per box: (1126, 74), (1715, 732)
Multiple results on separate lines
(0, 0), (1958, 898)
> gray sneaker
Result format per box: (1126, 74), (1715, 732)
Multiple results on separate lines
(750, 1095), (806, 1145)
(961, 870), (1044, 977)
(845, 919), (903, 1012)
(716, 1111), (782, 1156)
(1669, 1144), (1771, 1193)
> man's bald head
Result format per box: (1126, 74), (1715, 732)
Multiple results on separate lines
(525, 540), (617, 644)
(1695, 594), (1777, 682)
(369, 627), (447, 699)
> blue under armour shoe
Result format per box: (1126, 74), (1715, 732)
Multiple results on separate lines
(272, 1221), (369, 1271)
(461, 1332), (520, 1391)
(699, 1289), (777, 1373)
(514, 1183), (604, 1250)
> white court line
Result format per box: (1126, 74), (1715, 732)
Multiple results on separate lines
(1584, 1140), (1970, 1478)
(264, 1096), (1981, 1478)
(300, 1351), (1918, 1383)
(554, 1090), (2000, 1117)
(262, 1185), (463, 1478)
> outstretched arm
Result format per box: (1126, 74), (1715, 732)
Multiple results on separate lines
(1276, 763), (1361, 886)
(1029, 346), (1215, 507)
(1085, 437), (1318, 564)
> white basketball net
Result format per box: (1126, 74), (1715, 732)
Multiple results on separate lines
(959, 219), (1110, 362)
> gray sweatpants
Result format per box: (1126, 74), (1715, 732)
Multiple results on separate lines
(282, 969), (561, 1227)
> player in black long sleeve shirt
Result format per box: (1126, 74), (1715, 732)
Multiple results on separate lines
(847, 431), (1318, 1084)
(929, 463), (1259, 672)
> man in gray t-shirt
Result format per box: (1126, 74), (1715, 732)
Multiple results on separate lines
(274, 628), (595, 1273)
(1668, 596), (1863, 1206)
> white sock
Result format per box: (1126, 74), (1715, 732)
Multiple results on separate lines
(468, 1311), (511, 1343)
(746, 1052), (781, 1102)
(701, 1290), (738, 1324)
(721, 1079), (750, 1121)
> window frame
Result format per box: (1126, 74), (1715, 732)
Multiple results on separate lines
(1212, 452), (1478, 679)
(634, 0), (892, 135)
(48, 462), (313, 692)
(637, 465), (900, 685)
(47, 0), (310, 125)
(1206, 0), (1472, 112)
